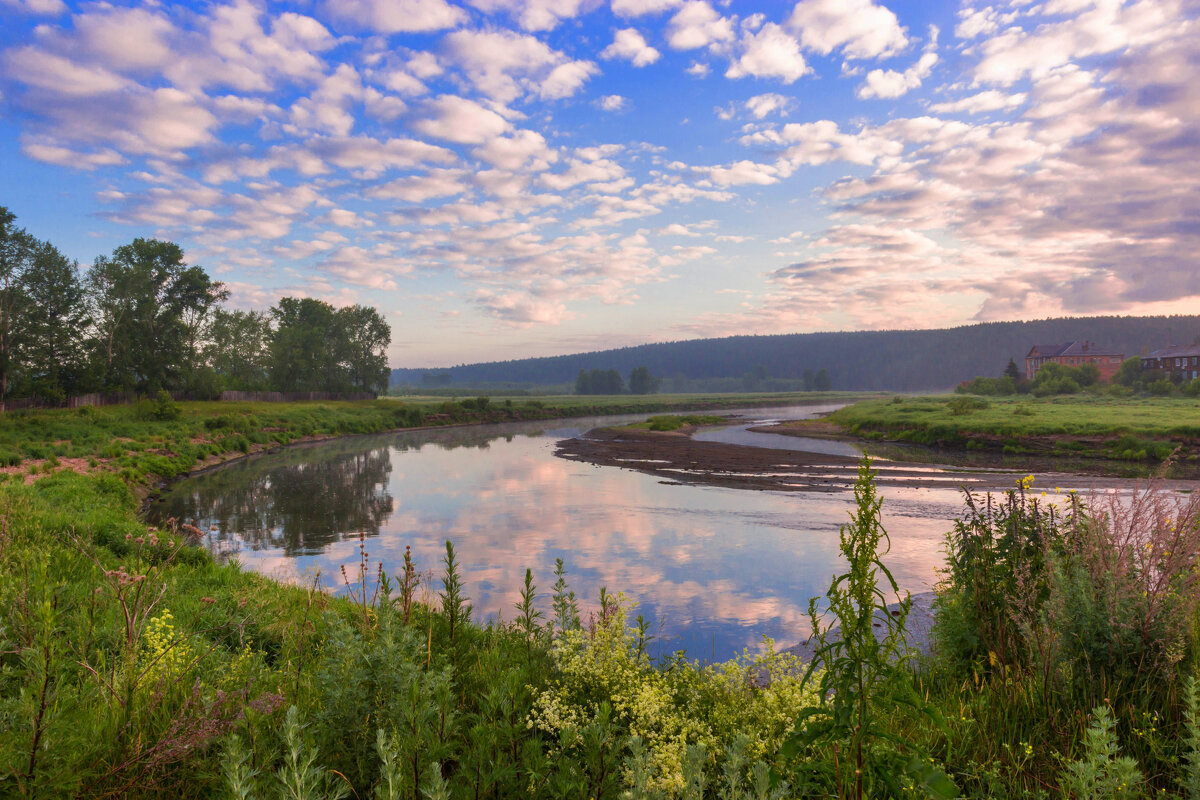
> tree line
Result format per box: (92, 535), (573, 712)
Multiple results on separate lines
(574, 366), (662, 395)
(0, 205), (391, 403)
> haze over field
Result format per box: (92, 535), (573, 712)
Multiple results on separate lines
(1, 0), (1197, 367)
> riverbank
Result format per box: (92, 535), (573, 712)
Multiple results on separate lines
(804, 395), (1200, 472)
(0, 392), (871, 493)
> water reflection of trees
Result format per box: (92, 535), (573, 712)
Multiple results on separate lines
(152, 441), (394, 555)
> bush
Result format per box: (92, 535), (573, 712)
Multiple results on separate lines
(1149, 378), (1175, 396)
(947, 396), (989, 415)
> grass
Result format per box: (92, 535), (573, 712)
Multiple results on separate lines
(827, 394), (1200, 463)
(0, 391), (869, 488)
(624, 414), (728, 432)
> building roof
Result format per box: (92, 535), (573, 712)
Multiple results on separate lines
(1145, 343), (1200, 359)
(1026, 341), (1122, 358)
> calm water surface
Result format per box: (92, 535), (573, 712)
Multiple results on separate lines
(146, 405), (1095, 659)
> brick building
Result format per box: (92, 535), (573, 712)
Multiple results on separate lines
(1142, 344), (1200, 382)
(1025, 341), (1124, 381)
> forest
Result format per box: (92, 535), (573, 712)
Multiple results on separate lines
(0, 206), (391, 403)
(392, 316), (1200, 392)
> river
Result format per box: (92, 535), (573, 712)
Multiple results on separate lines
(146, 404), (1160, 660)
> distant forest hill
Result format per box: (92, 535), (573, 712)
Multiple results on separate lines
(392, 315), (1200, 393)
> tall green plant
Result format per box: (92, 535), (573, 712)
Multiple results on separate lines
(783, 457), (956, 799)
(440, 540), (470, 645)
(551, 558), (580, 640)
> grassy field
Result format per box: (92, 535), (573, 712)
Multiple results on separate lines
(0, 391), (866, 489)
(827, 394), (1200, 463)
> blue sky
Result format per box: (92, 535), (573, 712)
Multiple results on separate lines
(1, 0), (1197, 367)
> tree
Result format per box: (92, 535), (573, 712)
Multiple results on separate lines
(1004, 358), (1021, 380)
(87, 238), (225, 393)
(206, 309), (272, 391)
(575, 369), (590, 395)
(802, 368), (815, 392)
(628, 366), (660, 395)
(269, 297), (339, 392)
(336, 304), (391, 394)
(814, 368), (832, 391)
(15, 240), (89, 399)
(0, 206), (34, 400)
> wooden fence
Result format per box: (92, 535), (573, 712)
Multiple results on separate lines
(0, 389), (375, 412)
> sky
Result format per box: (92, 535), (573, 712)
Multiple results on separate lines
(1, 0), (1197, 368)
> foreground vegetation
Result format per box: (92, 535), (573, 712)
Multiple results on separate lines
(829, 394), (1200, 464)
(6, 398), (1200, 797)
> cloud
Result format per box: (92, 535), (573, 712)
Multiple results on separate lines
(322, 0), (467, 32)
(367, 169), (468, 203)
(666, 2), (736, 50)
(21, 141), (125, 169)
(598, 94), (628, 111)
(611, 0), (682, 16)
(411, 95), (511, 144)
(697, 159), (783, 186)
(471, 130), (558, 170)
(726, 23), (808, 83)
(744, 93), (792, 118)
(857, 51), (937, 99)
(971, 0), (1181, 86)
(930, 90), (1027, 115)
(786, 0), (908, 60)
(442, 28), (597, 103)
(601, 28), (661, 66)
(464, 0), (601, 31)
(1, 0), (64, 14)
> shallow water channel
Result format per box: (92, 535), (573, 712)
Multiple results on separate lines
(147, 404), (1179, 660)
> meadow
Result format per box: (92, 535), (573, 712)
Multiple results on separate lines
(4, 395), (1200, 797)
(827, 394), (1200, 463)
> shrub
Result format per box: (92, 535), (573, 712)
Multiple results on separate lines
(947, 396), (989, 415)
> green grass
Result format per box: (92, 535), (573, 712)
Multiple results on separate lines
(0, 392), (872, 486)
(829, 394), (1200, 462)
(624, 414), (728, 432)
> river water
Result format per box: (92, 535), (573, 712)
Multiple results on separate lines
(145, 404), (1136, 660)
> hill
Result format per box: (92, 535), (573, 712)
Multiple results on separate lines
(392, 315), (1200, 392)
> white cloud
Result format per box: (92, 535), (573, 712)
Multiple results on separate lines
(726, 23), (808, 83)
(322, 0), (466, 32)
(411, 95), (511, 144)
(972, 0), (1180, 86)
(368, 169), (470, 203)
(465, 0), (600, 31)
(930, 90), (1027, 114)
(611, 0), (681, 16)
(600, 28), (661, 66)
(288, 63), (364, 135)
(540, 61), (601, 100)
(472, 130), (558, 170)
(1, 0), (64, 14)
(442, 28), (597, 103)
(666, 2), (736, 50)
(857, 51), (937, 99)
(686, 61), (711, 77)
(4, 48), (129, 96)
(698, 160), (782, 186)
(539, 158), (626, 190)
(745, 93), (792, 118)
(786, 0), (908, 59)
(21, 141), (125, 169)
(599, 94), (628, 111)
